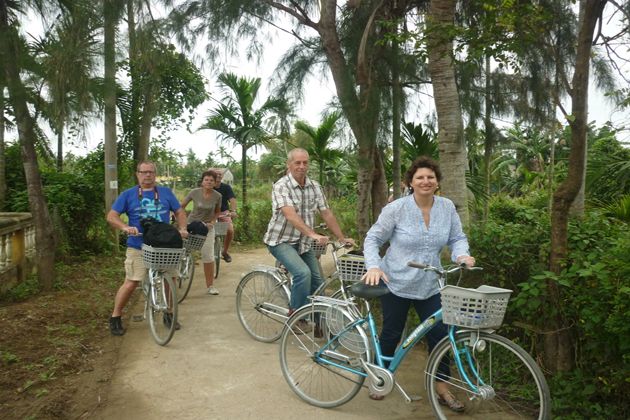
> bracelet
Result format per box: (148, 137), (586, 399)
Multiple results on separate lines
(179, 228), (186, 231)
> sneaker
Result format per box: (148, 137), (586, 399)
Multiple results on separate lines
(163, 313), (181, 330)
(292, 319), (313, 335)
(207, 286), (219, 295)
(222, 251), (232, 263)
(109, 316), (125, 336)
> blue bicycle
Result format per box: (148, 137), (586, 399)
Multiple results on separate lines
(279, 261), (550, 419)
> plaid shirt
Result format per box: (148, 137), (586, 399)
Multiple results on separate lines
(263, 173), (329, 254)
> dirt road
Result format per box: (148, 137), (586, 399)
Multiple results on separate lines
(91, 247), (437, 420)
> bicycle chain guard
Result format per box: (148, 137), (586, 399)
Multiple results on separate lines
(362, 362), (395, 396)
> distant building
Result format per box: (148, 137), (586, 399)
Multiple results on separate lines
(209, 168), (234, 185)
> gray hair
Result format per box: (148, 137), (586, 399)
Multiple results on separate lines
(287, 148), (309, 162)
(136, 161), (156, 172)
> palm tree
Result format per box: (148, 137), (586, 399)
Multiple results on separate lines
(35, 7), (100, 172)
(0, 0), (63, 290)
(294, 112), (344, 186)
(198, 72), (289, 206)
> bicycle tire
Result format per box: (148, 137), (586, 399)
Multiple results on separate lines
(214, 236), (222, 278)
(148, 273), (178, 346)
(279, 303), (369, 408)
(426, 331), (550, 420)
(236, 270), (289, 342)
(177, 251), (195, 303)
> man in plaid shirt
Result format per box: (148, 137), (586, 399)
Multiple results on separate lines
(264, 148), (357, 334)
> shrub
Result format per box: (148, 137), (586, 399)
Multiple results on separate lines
(469, 200), (630, 419)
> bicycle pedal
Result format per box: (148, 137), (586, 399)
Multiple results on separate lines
(131, 315), (144, 322)
(409, 395), (423, 401)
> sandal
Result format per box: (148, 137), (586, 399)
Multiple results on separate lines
(369, 392), (384, 401)
(437, 391), (466, 412)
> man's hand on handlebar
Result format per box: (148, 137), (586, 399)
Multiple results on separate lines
(122, 226), (139, 235)
(339, 238), (358, 248)
(313, 234), (329, 246)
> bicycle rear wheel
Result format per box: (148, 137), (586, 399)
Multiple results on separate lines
(236, 270), (289, 342)
(214, 236), (222, 278)
(279, 303), (369, 408)
(148, 273), (178, 346)
(426, 331), (550, 420)
(177, 251), (195, 303)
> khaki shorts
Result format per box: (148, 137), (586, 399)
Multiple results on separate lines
(125, 248), (180, 281)
(199, 228), (216, 264)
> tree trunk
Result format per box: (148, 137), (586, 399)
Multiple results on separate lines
(104, 0), (119, 248)
(0, 80), (5, 210)
(427, 0), (469, 225)
(128, 0), (142, 170)
(138, 90), (154, 163)
(392, 38), (403, 201)
(57, 123), (64, 172)
(318, 0), (386, 243)
(483, 55), (492, 220)
(241, 145), (248, 207)
(546, 0), (606, 372)
(1, 2), (57, 290)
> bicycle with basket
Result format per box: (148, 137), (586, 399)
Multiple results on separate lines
(278, 261), (550, 419)
(139, 243), (185, 346)
(235, 241), (361, 343)
(176, 233), (208, 303)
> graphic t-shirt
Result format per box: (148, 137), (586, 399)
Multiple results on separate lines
(111, 186), (181, 250)
(214, 182), (236, 212)
(185, 188), (222, 224)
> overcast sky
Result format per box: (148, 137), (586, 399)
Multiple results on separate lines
(9, 9), (630, 165)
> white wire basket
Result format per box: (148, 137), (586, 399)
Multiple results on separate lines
(310, 296), (367, 353)
(141, 244), (185, 270)
(338, 254), (366, 282)
(214, 222), (229, 236)
(440, 285), (512, 329)
(311, 243), (327, 255)
(183, 234), (206, 251)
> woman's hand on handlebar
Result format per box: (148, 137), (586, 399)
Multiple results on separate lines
(457, 255), (476, 268)
(361, 267), (388, 285)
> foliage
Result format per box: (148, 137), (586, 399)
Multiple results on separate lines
(232, 201), (272, 244)
(294, 112), (344, 186)
(468, 198), (630, 419)
(198, 72), (289, 206)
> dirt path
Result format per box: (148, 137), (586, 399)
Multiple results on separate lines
(90, 247), (437, 420)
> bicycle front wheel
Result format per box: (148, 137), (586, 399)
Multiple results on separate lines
(236, 270), (289, 342)
(214, 236), (222, 278)
(177, 251), (195, 303)
(426, 331), (550, 420)
(148, 273), (178, 346)
(279, 303), (368, 408)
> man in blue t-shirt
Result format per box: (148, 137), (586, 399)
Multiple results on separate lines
(106, 161), (188, 336)
(213, 169), (237, 262)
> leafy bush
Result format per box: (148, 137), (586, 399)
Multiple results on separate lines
(469, 200), (630, 419)
(233, 201), (272, 244)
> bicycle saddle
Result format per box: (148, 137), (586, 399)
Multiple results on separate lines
(350, 281), (390, 300)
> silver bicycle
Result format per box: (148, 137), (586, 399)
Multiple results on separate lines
(235, 241), (361, 343)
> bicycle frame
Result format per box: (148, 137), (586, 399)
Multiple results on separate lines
(310, 298), (486, 396)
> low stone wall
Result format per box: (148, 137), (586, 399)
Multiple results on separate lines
(0, 213), (37, 295)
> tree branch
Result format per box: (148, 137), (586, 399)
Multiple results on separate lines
(264, 0), (318, 30)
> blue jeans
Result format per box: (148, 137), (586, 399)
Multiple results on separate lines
(379, 287), (450, 380)
(268, 243), (323, 311)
